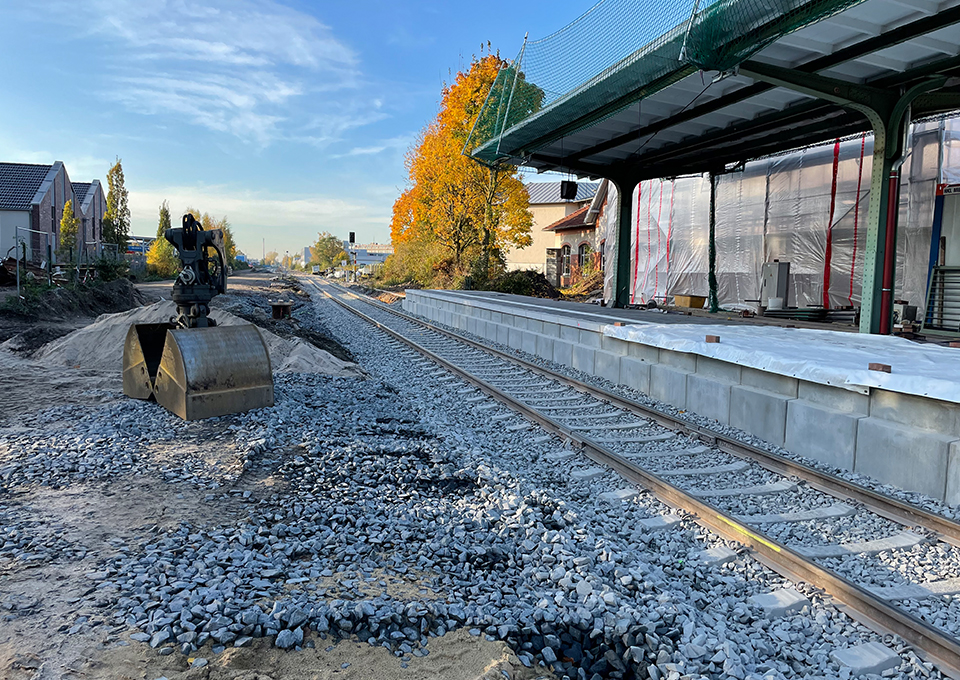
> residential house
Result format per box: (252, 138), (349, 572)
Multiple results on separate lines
(0, 161), (106, 264)
(503, 181), (599, 273)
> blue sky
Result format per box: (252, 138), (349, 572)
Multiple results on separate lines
(0, 1), (587, 258)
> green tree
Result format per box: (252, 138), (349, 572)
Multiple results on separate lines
(102, 158), (130, 248)
(157, 200), (172, 238)
(59, 199), (80, 259)
(310, 232), (348, 270)
(146, 238), (179, 278)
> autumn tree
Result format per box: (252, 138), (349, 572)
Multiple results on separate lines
(263, 251), (279, 265)
(387, 51), (533, 288)
(59, 199), (80, 258)
(310, 232), (348, 270)
(147, 201), (179, 277)
(102, 158), (130, 248)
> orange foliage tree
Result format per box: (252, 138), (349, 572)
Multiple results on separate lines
(384, 51), (534, 287)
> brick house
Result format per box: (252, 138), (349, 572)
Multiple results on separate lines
(542, 180), (610, 287)
(0, 161), (106, 264)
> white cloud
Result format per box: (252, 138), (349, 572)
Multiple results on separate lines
(333, 134), (414, 158)
(46, 0), (367, 146)
(129, 184), (392, 255)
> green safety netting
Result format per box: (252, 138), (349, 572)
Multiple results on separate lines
(467, 0), (865, 166)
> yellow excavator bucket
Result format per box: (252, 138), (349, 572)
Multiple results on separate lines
(123, 323), (273, 420)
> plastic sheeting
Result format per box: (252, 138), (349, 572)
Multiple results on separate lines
(628, 116), (951, 313)
(602, 183), (619, 304)
(604, 322), (960, 403)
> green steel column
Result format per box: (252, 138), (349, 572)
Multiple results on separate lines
(613, 175), (638, 308)
(708, 171), (719, 313)
(859, 126), (894, 334)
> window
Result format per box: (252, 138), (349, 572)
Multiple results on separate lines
(561, 245), (571, 276)
(578, 243), (591, 269)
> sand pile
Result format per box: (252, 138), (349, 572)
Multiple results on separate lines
(32, 301), (362, 378)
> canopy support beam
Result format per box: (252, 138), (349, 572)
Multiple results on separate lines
(738, 60), (945, 333)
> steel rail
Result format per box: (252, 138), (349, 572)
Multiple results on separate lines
(324, 281), (960, 548)
(315, 279), (960, 678)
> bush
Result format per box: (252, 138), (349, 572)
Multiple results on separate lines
(486, 269), (559, 299)
(94, 256), (130, 282)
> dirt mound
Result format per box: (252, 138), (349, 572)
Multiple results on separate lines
(32, 301), (362, 378)
(487, 270), (560, 299)
(0, 278), (145, 320)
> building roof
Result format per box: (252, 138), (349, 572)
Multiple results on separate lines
(73, 182), (91, 204)
(543, 205), (593, 231)
(526, 181), (598, 205)
(0, 163), (52, 211)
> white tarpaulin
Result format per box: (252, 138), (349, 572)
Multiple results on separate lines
(605, 322), (960, 403)
(628, 117), (947, 313)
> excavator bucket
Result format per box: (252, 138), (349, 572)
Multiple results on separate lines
(123, 323), (175, 400)
(123, 323), (273, 420)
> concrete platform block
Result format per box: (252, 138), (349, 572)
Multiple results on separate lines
(658, 348), (697, 372)
(784, 400), (861, 470)
(527, 319), (543, 334)
(594, 351), (621, 383)
(466, 316), (479, 336)
(741, 366), (798, 397)
(696, 356), (741, 383)
(730, 385), (791, 446)
(483, 321), (499, 341)
(572, 467), (606, 481)
(870, 389), (960, 432)
(553, 340), (575, 367)
(685, 374), (731, 424)
(559, 325), (580, 342)
(578, 329), (601, 348)
(572, 345), (596, 374)
(521, 331), (539, 356)
(649, 364), (689, 409)
(541, 321), (560, 338)
(507, 327), (523, 350)
(854, 417), (957, 500)
(601, 335), (630, 356)
(537, 335), (556, 362)
(747, 588), (810, 618)
(797, 380), (869, 414)
(619, 357), (651, 394)
(626, 342), (660, 363)
(830, 642), (900, 676)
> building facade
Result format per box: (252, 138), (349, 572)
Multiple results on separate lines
(0, 162), (107, 264)
(503, 181), (599, 274)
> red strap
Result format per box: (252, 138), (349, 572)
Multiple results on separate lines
(631, 182), (642, 303)
(822, 139), (841, 308)
(849, 134), (866, 306)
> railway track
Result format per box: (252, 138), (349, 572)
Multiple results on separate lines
(308, 278), (960, 678)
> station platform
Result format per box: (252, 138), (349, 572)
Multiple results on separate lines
(405, 289), (960, 505)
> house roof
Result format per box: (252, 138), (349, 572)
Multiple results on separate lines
(526, 181), (599, 205)
(73, 182), (91, 204)
(0, 163), (52, 211)
(543, 205), (593, 231)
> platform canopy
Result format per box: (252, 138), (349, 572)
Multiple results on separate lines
(469, 0), (960, 332)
